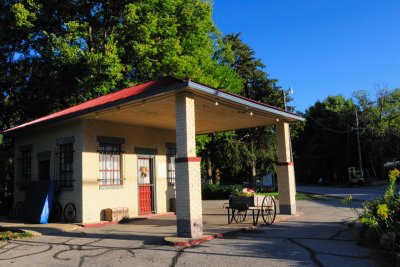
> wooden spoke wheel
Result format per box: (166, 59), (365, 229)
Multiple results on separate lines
(14, 201), (24, 220)
(64, 203), (77, 223)
(50, 202), (62, 222)
(233, 208), (247, 223)
(261, 196), (276, 225)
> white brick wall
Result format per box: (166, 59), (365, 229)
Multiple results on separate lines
(81, 119), (175, 223)
(14, 120), (84, 222)
(13, 118), (177, 224)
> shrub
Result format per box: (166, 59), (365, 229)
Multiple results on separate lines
(358, 169), (400, 265)
(201, 183), (243, 200)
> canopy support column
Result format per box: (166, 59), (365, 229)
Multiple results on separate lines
(175, 91), (203, 238)
(276, 122), (296, 214)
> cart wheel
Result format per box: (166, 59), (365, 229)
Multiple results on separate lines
(64, 203), (76, 223)
(233, 208), (247, 223)
(50, 202), (62, 222)
(15, 201), (24, 220)
(261, 196), (276, 225)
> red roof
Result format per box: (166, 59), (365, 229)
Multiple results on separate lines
(3, 77), (182, 134)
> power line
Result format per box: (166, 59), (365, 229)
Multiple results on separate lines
(306, 114), (353, 134)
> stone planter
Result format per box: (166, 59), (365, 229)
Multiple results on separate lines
(228, 195), (264, 207)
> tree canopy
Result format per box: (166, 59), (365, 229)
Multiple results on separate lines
(1, 1), (289, 184)
(0, 0), (242, 129)
(294, 89), (400, 183)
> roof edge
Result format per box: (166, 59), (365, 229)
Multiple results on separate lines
(2, 79), (188, 135)
(187, 81), (305, 122)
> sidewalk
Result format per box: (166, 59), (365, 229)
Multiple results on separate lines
(0, 199), (379, 267)
(0, 199), (301, 246)
(165, 200), (302, 246)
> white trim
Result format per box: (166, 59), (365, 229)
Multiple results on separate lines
(187, 81), (305, 122)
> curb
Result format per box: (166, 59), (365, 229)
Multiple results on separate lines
(296, 191), (365, 202)
(81, 212), (175, 228)
(82, 221), (118, 228)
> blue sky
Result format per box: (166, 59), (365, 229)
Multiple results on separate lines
(212, 1), (400, 112)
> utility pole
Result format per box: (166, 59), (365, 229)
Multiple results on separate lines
(282, 87), (293, 111)
(355, 111), (364, 178)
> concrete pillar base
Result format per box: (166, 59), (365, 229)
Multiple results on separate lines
(279, 204), (296, 215)
(177, 218), (203, 238)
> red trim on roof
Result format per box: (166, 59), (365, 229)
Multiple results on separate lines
(3, 77), (181, 134)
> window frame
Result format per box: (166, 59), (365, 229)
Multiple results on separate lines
(166, 145), (177, 186)
(58, 143), (74, 188)
(98, 143), (123, 186)
(18, 150), (32, 189)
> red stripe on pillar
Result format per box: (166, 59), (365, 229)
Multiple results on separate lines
(277, 162), (294, 166)
(175, 157), (202, 163)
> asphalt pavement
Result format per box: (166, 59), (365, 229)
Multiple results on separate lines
(0, 198), (380, 267)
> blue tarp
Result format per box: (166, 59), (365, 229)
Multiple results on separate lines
(23, 181), (56, 224)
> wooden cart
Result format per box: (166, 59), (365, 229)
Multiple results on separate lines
(225, 195), (276, 226)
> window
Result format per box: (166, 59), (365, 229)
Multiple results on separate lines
(59, 143), (74, 187)
(18, 150), (31, 189)
(99, 143), (122, 185)
(167, 146), (176, 186)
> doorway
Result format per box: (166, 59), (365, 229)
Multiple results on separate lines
(137, 157), (154, 214)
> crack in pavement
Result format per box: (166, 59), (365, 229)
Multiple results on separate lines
(284, 226), (375, 267)
(170, 247), (184, 267)
(287, 238), (324, 267)
(0, 233), (161, 267)
(329, 228), (353, 240)
(0, 241), (54, 260)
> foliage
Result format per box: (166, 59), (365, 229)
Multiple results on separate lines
(341, 195), (353, 205)
(353, 87), (400, 179)
(232, 187), (256, 197)
(0, 0), (242, 129)
(197, 34), (287, 184)
(201, 183), (243, 200)
(293, 95), (358, 183)
(0, 230), (32, 240)
(358, 169), (400, 264)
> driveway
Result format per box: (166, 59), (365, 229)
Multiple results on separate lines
(0, 199), (379, 267)
(297, 185), (387, 201)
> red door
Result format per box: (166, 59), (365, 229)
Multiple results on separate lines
(138, 157), (153, 214)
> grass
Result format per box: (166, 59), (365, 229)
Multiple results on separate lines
(257, 192), (323, 200)
(0, 230), (32, 240)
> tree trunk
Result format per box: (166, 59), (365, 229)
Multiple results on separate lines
(251, 161), (256, 189)
(207, 156), (213, 184)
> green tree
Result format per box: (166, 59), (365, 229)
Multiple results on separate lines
(0, 0), (242, 129)
(353, 87), (400, 178)
(293, 95), (358, 183)
(198, 34), (287, 185)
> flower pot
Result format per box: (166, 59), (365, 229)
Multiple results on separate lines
(229, 195), (264, 207)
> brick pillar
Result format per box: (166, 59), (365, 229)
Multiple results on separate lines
(276, 122), (296, 214)
(175, 92), (203, 238)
